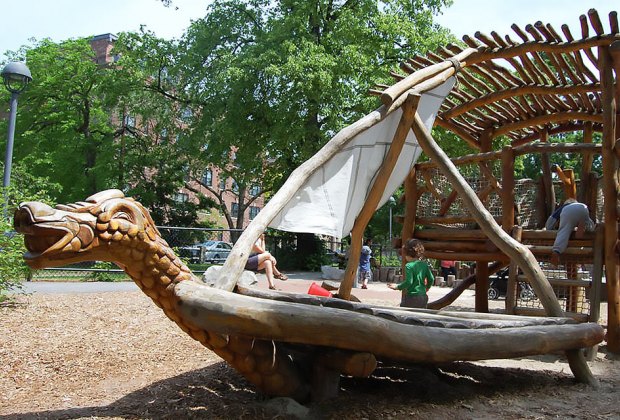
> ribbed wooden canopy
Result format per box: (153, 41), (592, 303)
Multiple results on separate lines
(373, 8), (620, 151)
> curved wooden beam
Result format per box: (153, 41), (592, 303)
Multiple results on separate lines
(491, 111), (604, 138)
(381, 48), (477, 106)
(434, 117), (480, 149)
(427, 262), (507, 310)
(415, 143), (602, 170)
(443, 83), (601, 119)
(511, 122), (603, 146)
(468, 34), (619, 66)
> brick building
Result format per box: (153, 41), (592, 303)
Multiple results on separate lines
(90, 33), (264, 232)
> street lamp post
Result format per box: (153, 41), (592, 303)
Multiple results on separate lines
(2, 62), (32, 218)
(388, 196), (396, 250)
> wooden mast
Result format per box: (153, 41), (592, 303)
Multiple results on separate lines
(339, 93), (421, 300)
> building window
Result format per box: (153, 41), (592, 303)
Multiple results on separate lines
(202, 169), (212, 186)
(173, 192), (188, 203)
(231, 202), (239, 218)
(249, 206), (260, 220)
(232, 180), (239, 193)
(181, 107), (192, 121)
(250, 185), (260, 196)
(219, 177), (226, 190)
(125, 115), (136, 128)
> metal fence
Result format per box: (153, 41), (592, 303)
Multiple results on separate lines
(27, 227), (360, 281)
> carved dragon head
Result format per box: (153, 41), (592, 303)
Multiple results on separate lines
(13, 189), (163, 270)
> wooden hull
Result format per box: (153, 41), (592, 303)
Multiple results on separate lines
(175, 281), (604, 364)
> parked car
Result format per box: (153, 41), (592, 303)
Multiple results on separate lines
(178, 245), (201, 264)
(178, 240), (233, 264)
(199, 240), (233, 263)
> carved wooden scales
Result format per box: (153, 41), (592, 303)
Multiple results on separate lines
(15, 8), (618, 402)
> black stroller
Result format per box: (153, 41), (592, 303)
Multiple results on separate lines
(488, 267), (535, 300)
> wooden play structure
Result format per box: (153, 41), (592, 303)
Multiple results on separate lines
(14, 9), (617, 402)
(380, 9), (620, 348)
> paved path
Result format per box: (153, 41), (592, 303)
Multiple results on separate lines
(253, 271), (476, 305)
(20, 281), (139, 294)
(19, 271), (477, 307)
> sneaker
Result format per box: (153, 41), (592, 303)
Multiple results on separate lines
(550, 252), (560, 266)
(361, 284), (368, 289)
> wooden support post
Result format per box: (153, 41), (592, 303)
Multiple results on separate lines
(553, 166), (577, 200)
(311, 364), (341, 402)
(410, 112), (598, 385)
(501, 146), (515, 231)
(401, 168), (418, 277)
(580, 122), (595, 206)
(584, 225), (604, 362)
(506, 226), (523, 315)
(539, 128), (556, 217)
(600, 45), (620, 353)
(585, 172), (599, 221)
(582, 122), (594, 175)
(475, 260), (489, 313)
(565, 260), (581, 313)
(339, 93), (421, 300)
(535, 178), (547, 229)
(590, 225), (605, 325)
(579, 123), (594, 213)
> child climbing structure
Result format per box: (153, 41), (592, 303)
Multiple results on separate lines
(15, 9), (617, 402)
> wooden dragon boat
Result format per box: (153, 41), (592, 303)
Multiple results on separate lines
(14, 190), (604, 401)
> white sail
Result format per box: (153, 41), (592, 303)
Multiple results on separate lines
(269, 77), (456, 238)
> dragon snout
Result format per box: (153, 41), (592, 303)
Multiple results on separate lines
(14, 202), (52, 233)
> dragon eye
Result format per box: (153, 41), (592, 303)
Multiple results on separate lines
(115, 211), (132, 221)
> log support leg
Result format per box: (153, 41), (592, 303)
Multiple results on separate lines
(475, 260), (489, 313)
(311, 364), (341, 402)
(308, 349), (376, 401)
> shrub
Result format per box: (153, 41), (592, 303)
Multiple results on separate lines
(89, 261), (122, 282)
(0, 218), (29, 303)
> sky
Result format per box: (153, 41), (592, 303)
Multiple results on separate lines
(435, 0), (618, 40)
(0, 0), (618, 58)
(0, 0), (211, 56)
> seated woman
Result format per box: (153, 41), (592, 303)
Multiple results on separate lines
(245, 233), (288, 289)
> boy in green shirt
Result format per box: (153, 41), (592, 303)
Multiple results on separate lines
(388, 238), (434, 308)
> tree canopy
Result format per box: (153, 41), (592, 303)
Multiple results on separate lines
(3, 0), (460, 232)
(118, 0), (455, 230)
(1, 37), (207, 226)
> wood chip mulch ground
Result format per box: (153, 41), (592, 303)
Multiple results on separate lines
(1, 290), (619, 419)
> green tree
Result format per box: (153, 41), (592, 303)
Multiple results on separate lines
(0, 165), (57, 302)
(4, 39), (123, 202)
(123, 0), (455, 234)
(2, 37), (209, 227)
